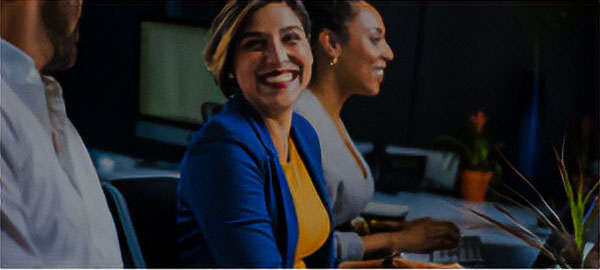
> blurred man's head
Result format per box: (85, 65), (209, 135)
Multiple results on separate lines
(1, 0), (83, 71)
(41, 0), (82, 73)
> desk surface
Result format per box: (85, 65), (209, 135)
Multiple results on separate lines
(373, 191), (552, 268)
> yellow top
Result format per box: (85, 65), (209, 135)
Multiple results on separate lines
(281, 137), (330, 268)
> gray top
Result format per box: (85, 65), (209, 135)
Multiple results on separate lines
(295, 90), (375, 261)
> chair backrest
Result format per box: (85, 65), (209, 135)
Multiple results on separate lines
(103, 176), (179, 268)
(201, 102), (223, 122)
(103, 181), (146, 268)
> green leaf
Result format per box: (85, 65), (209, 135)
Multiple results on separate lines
(583, 179), (600, 206)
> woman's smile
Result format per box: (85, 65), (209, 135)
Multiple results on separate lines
(258, 69), (300, 89)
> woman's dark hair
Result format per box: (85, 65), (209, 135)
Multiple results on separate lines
(204, 0), (311, 97)
(303, 0), (356, 50)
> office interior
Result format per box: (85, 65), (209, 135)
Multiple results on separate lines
(48, 0), (598, 268)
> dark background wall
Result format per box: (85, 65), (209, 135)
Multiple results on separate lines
(55, 0), (599, 199)
(340, 1), (598, 199)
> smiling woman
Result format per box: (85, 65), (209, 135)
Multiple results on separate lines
(295, 0), (460, 264)
(231, 3), (313, 121)
(176, 0), (336, 268)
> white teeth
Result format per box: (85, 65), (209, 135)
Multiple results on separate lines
(265, 72), (293, 83)
(374, 69), (384, 76)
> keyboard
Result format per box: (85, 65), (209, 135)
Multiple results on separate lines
(430, 236), (484, 264)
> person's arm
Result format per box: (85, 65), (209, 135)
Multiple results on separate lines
(179, 140), (284, 267)
(335, 231), (365, 261)
(361, 231), (398, 259)
(339, 257), (461, 268)
(361, 217), (460, 258)
(0, 108), (45, 267)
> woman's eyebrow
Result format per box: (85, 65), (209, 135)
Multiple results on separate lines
(280, 25), (303, 33)
(240, 32), (266, 40)
(370, 27), (383, 35)
(240, 25), (303, 41)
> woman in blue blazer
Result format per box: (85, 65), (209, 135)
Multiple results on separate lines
(176, 0), (336, 268)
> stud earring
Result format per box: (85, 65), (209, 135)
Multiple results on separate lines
(227, 73), (234, 79)
(329, 57), (338, 66)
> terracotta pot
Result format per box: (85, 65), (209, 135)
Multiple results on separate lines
(460, 170), (493, 202)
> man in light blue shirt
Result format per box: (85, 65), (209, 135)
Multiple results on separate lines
(1, 0), (122, 267)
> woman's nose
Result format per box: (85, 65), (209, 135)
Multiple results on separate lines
(383, 41), (394, 61)
(265, 39), (289, 65)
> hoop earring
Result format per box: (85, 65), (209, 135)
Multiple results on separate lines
(329, 57), (338, 66)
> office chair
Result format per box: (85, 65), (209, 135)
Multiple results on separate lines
(103, 181), (146, 268)
(201, 102), (223, 122)
(102, 176), (179, 268)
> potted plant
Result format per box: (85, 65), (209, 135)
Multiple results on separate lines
(467, 142), (599, 268)
(434, 111), (502, 202)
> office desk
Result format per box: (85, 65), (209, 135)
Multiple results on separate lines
(373, 191), (552, 268)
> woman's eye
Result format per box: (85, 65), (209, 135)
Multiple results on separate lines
(282, 32), (302, 44)
(370, 36), (383, 44)
(242, 39), (265, 50)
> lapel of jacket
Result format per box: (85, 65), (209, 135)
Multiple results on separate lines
(290, 114), (336, 267)
(290, 114), (334, 225)
(231, 94), (298, 267)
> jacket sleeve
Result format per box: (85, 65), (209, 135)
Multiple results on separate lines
(179, 140), (283, 267)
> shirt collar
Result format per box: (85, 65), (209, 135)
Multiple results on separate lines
(1, 39), (38, 84)
(1, 38), (62, 134)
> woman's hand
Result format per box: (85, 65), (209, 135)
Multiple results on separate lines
(367, 218), (405, 233)
(388, 217), (460, 253)
(389, 257), (462, 269)
(338, 257), (461, 268)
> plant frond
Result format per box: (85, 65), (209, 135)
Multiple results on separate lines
(499, 146), (569, 234)
(553, 146), (574, 203)
(577, 161), (584, 204)
(466, 207), (560, 264)
(583, 197), (599, 242)
(583, 196), (598, 223)
(489, 185), (565, 236)
(492, 203), (542, 241)
(583, 179), (600, 206)
(561, 134), (566, 162)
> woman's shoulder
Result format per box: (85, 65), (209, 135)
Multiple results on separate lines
(196, 109), (249, 140)
(294, 90), (332, 133)
(187, 101), (270, 162)
(294, 90), (323, 119)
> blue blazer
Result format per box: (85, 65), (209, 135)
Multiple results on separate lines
(176, 94), (336, 268)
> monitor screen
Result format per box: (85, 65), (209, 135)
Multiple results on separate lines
(136, 20), (226, 146)
(138, 20), (225, 125)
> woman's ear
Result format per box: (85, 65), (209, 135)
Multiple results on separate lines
(318, 29), (342, 59)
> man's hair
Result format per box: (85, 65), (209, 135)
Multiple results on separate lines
(204, 0), (311, 97)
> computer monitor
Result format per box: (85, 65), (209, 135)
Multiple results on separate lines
(135, 19), (226, 146)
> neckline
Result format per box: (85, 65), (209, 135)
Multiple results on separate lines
(304, 90), (370, 180)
